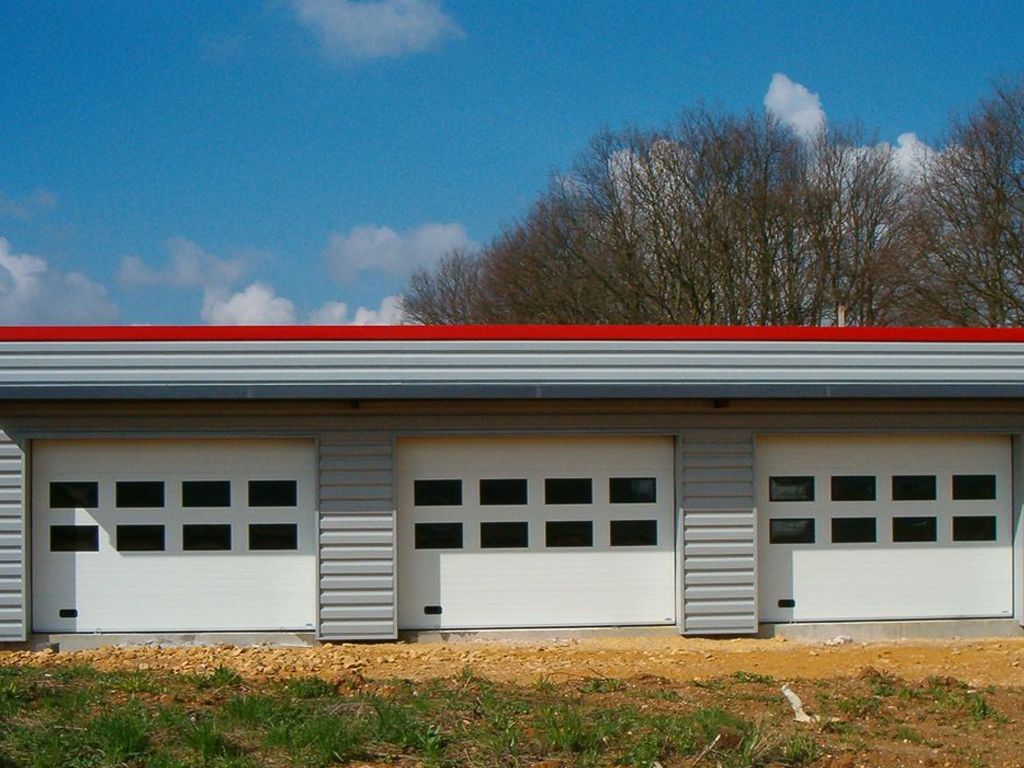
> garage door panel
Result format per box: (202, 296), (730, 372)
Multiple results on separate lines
(398, 436), (676, 630)
(756, 434), (1012, 623)
(31, 439), (317, 633)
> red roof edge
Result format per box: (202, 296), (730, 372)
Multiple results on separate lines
(0, 324), (1021, 343)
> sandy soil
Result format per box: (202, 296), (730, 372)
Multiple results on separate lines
(2, 636), (1023, 686)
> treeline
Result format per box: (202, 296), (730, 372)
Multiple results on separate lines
(403, 78), (1024, 327)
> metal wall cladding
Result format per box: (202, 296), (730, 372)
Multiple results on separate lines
(5, 340), (1024, 398)
(0, 433), (25, 641)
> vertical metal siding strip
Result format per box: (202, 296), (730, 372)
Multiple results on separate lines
(1012, 435), (1023, 627)
(317, 432), (397, 641)
(680, 430), (758, 635)
(0, 433), (25, 642)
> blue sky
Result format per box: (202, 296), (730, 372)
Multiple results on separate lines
(0, 0), (1022, 325)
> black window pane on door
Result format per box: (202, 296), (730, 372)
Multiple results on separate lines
(831, 476), (876, 501)
(414, 480), (462, 506)
(831, 517), (876, 543)
(183, 481), (231, 507)
(952, 475), (996, 500)
(768, 477), (814, 502)
(545, 520), (593, 547)
(893, 516), (937, 542)
(116, 525), (165, 551)
(249, 523), (298, 550)
(415, 522), (463, 549)
(544, 478), (592, 505)
(50, 525), (99, 552)
(249, 480), (298, 507)
(480, 521), (529, 548)
(892, 475), (936, 501)
(50, 482), (98, 508)
(610, 519), (658, 546)
(609, 478), (656, 504)
(115, 481), (164, 508)
(952, 516), (997, 541)
(479, 479), (528, 505)
(769, 518), (815, 544)
(183, 524), (231, 551)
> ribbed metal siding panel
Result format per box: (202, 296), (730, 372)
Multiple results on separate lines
(0, 433), (25, 642)
(6, 340), (1024, 392)
(681, 431), (757, 634)
(318, 433), (396, 640)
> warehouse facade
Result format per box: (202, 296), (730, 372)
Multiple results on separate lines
(0, 325), (1022, 643)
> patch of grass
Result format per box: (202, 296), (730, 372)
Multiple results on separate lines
(866, 673), (899, 697)
(371, 699), (449, 760)
(895, 724), (924, 743)
(182, 718), (242, 761)
(582, 677), (626, 693)
(87, 706), (152, 763)
(693, 677), (725, 691)
(925, 680), (1003, 721)
(733, 670), (776, 685)
(833, 694), (881, 717)
(282, 676), (335, 699)
(194, 666), (243, 690)
(266, 712), (370, 766)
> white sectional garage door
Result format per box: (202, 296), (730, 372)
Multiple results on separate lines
(756, 434), (1012, 623)
(397, 436), (676, 629)
(31, 439), (317, 633)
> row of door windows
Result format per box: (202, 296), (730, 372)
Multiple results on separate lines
(49, 523), (298, 552)
(49, 480), (298, 509)
(769, 474), (996, 503)
(414, 477), (656, 507)
(769, 515), (997, 544)
(414, 519), (659, 549)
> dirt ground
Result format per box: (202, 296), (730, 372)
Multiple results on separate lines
(1, 635), (1022, 686)
(3, 637), (1024, 767)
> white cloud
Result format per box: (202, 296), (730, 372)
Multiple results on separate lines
(290, 0), (463, 60)
(322, 222), (473, 284)
(0, 188), (57, 219)
(764, 73), (826, 138)
(350, 294), (404, 325)
(307, 300), (351, 324)
(201, 283), (298, 325)
(117, 238), (253, 289)
(307, 295), (404, 325)
(890, 132), (936, 178)
(0, 237), (117, 324)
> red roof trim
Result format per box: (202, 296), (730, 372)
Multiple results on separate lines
(0, 325), (1022, 342)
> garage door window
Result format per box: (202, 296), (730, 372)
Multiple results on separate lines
(480, 521), (528, 548)
(545, 520), (593, 547)
(415, 522), (463, 549)
(610, 519), (658, 546)
(893, 516), (937, 542)
(831, 517), (877, 543)
(414, 480), (462, 507)
(480, 479), (528, 506)
(50, 481), (98, 509)
(544, 478), (592, 505)
(50, 525), (99, 552)
(768, 476), (814, 502)
(183, 524), (231, 551)
(248, 480), (297, 507)
(953, 515), (997, 541)
(892, 475), (936, 501)
(116, 481), (164, 508)
(769, 518), (815, 544)
(609, 478), (656, 504)
(831, 476), (876, 501)
(952, 475), (996, 500)
(182, 481), (231, 508)
(249, 523), (298, 550)
(116, 525), (165, 552)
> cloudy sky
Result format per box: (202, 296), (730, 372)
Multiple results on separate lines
(1, 1), (1022, 325)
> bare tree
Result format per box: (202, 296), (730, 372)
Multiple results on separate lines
(916, 78), (1024, 325)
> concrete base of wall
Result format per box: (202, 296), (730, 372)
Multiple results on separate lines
(760, 618), (1024, 642)
(398, 625), (682, 643)
(28, 632), (318, 652)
